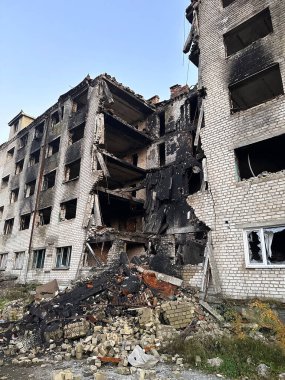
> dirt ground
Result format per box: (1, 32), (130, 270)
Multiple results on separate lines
(0, 360), (226, 380)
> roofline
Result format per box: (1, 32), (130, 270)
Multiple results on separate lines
(8, 111), (35, 126)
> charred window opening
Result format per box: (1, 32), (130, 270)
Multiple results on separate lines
(229, 64), (284, 112)
(69, 123), (85, 144)
(32, 249), (45, 269)
(64, 159), (81, 181)
(1, 175), (10, 189)
(132, 154), (138, 167)
(37, 207), (52, 226)
(245, 226), (285, 267)
(126, 243), (146, 261)
(15, 159), (24, 174)
(188, 168), (202, 195)
(0, 206), (3, 220)
(19, 133), (28, 148)
(159, 112), (166, 136)
(42, 170), (56, 191)
(14, 251), (25, 270)
(20, 213), (31, 230)
(55, 246), (71, 268)
(4, 218), (14, 235)
(159, 142), (166, 166)
(235, 134), (285, 180)
(10, 188), (19, 204)
(60, 199), (77, 221)
(224, 8), (273, 57)
(222, 0), (236, 7)
(34, 122), (44, 140)
(73, 91), (88, 112)
(24, 180), (36, 198)
(51, 111), (60, 128)
(46, 137), (60, 157)
(0, 253), (8, 269)
(7, 147), (15, 161)
(29, 149), (40, 166)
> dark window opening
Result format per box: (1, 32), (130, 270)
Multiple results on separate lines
(69, 123), (85, 144)
(159, 142), (166, 166)
(0, 206), (3, 220)
(46, 137), (60, 157)
(229, 64), (284, 112)
(0, 253), (8, 269)
(222, 0), (236, 7)
(51, 111), (60, 127)
(32, 249), (45, 269)
(19, 133), (28, 148)
(188, 170), (202, 195)
(7, 147), (15, 161)
(73, 91), (88, 112)
(64, 159), (81, 181)
(132, 154), (138, 167)
(20, 213), (31, 230)
(159, 112), (166, 136)
(29, 149), (40, 166)
(83, 242), (112, 266)
(34, 122), (44, 140)
(55, 246), (71, 268)
(14, 251), (25, 270)
(1, 175), (9, 188)
(235, 134), (285, 180)
(224, 8), (273, 56)
(4, 218), (14, 235)
(24, 180), (36, 198)
(42, 170), (56, 191)
(15, 159), (24, 174)
(10, 188), (19, 204)
(37, 207), (52, 226)
(60, 199), (77, 221)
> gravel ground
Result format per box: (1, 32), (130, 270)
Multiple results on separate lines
(0, 360), (227, 380)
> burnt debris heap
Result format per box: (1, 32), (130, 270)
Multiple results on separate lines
(0, 74), (208, 289)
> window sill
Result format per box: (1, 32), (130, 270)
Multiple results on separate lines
(52, 267), (70, 270)
(0, 268), (6, 271)
(246, 265), (285, 269)
(236, 170), (285, 187)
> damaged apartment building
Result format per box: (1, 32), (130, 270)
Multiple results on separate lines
(184, 0), (285, 300)
(0, 74), (207, 287)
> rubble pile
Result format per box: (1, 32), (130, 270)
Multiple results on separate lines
(0, 260), (226, 376)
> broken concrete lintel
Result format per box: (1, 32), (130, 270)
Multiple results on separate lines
(199, 300), (224, 322)
(136, 266), (183, 287)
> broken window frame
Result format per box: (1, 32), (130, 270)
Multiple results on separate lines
(19, 213), (31, 231)
(64, 159), (81, 182)
(46, 137), (60, 158)
(14, 251), (25, 270)
(59, 199), (77, 221)
(243, 225), (285, 268)
(4, 218), (14, 235)
(1, 175), (9, 189)
(10, 188), (19, 204)
(15, 159), (24, 174)
(69, 123), (85, 145)
(24, 180), (36, 198)
(34, 122), (44, 140)
(19, 133), (28, 149)
(29, 149), (40, 166)
(36, 207), (52, 226)
(51, 111), (60, 129)
(32, 249), (46, 269)
(55, 246), (71, 269)
(6, 147), (15, 161)
(0, 253), (8, 270)
(42, 170), (56, 191)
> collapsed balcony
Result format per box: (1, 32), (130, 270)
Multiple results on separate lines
(102, 112), (152, 157)
(97, 151), (146, 189)
(102, 75), (154, 125)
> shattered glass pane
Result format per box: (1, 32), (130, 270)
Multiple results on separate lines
(247, 230), (263, 264)
(264, 226), (285, 265)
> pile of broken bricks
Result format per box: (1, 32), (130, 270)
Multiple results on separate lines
(0, 260), (227, 378)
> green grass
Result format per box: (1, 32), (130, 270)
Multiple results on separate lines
(0, 283), (37, 312)
(164, 335), (285, 379)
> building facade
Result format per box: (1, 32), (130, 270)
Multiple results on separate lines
(184, 0), (285, 300)
(0, 74), (205, 287)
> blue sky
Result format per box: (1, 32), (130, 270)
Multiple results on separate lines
(0, 0), (196, 144)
